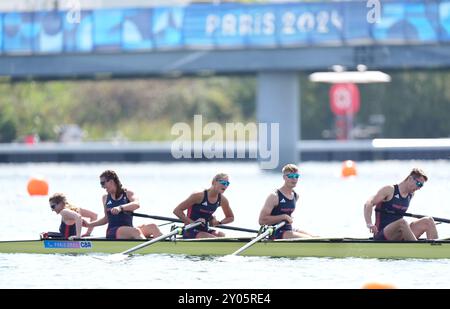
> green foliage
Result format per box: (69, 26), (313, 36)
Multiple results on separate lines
(0, 77), (256, 142)
(300, 70), (450, 139)
(0, 116), (17, 142)
(378, 71), (450, 138)
(0, 71), (449, 142)
(300, 75), (333, 139)
(0, 82), (75, 141)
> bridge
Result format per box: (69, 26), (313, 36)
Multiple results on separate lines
(1, 0), (449, 168)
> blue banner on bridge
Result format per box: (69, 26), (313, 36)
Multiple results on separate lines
(0, 0), (449, 55)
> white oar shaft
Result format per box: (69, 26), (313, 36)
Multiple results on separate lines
(121, 230), (177, 255)
(231, 232), (268, 256)
(231, 221), (286, 256)
(120, 221), (202, 255)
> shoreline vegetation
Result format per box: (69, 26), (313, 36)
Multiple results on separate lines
(0, 71), (449, 143)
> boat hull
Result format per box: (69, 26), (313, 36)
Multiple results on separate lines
(0, 238), (449, 259)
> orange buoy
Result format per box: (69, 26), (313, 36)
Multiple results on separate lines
(362, 282), (396, 289)
(27, 177), (49, 196)
(341, 160), (357, 177)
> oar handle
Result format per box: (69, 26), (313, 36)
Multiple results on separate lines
(130, 212), (259, 233)
(215, 224), (259, 234)
(270, 221), (286, 234)
(130, 213), (183, 223)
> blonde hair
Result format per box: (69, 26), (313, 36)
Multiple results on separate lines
(49, 193), (79, 212)
(213, 173), (229, 182)
(282, 164), (298, 174)
(405, 168), (428, 182)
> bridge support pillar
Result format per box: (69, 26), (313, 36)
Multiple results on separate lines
(256, 72), (300, 171)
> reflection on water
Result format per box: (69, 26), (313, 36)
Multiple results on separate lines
(1, 161), (450, 288)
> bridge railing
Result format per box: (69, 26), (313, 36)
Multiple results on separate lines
(0, 0), (449, 55)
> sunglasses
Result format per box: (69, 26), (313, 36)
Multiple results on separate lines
(286, 173), (300, 179)
(100, 179), (109, 187)
(413, 177), (424, 188)
(218, 180), (230, 187)
(50, 204), (57, 210)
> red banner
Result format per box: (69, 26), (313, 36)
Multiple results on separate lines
(329, 83), (360, 116)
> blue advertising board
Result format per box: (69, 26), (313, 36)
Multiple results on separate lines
(0, 1), (448, 55)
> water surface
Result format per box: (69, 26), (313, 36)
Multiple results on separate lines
(1, 161), (449, 288)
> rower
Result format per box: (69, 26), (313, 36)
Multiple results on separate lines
(48, 193), (98, 239)
(364, 168), (437, 241)
(258, 164), (316, 239)
(85, 170), (163, 240)
(173, 173), (234, 239)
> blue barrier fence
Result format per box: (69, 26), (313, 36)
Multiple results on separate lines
(0, 0), (449, 55)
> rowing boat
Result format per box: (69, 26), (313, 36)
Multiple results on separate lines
(1, 237), (450, 259)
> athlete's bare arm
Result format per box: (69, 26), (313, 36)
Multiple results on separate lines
(85, 195), (109, 228)
(259, 193), (292, 226)
(173, 192), (203, 224)
(60, 209), (83, 238)
(217, 196), (234, 225)
(364, 185), (394, 234)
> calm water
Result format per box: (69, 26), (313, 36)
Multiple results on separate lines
(1, 160), (450, 289)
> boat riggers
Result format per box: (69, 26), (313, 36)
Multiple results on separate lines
(130, 212), (259, 234)
(40, 231), (64, 240)
(375, 209), (450, 224)
(257, 224), (281, 236)
(231, 221), (286, 256)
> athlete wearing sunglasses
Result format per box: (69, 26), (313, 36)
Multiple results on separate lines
(48, 193), (98, 239)
(85, 170), (162, 240)
(258, 164), (316, 239)
(364, 168), (438, 241)
(173, 173), (234, 239)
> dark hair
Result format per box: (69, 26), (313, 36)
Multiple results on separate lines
(100, 170), (126, 199)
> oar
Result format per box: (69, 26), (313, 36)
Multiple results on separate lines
(375, 209), (450, 224)
(130, 212), (259, 234)
(107, 221), (202, 261)
(157, 222), (174, 227)
(230, 221), (286, 256)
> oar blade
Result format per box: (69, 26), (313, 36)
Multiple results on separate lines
(218, 254), (244, 262)
(93, 252), (130, 262)
(107, 253), (130, 262)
